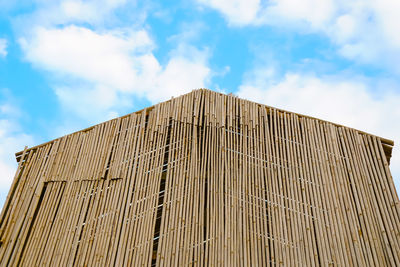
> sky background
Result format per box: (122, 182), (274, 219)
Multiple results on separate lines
(1, 0), (400, 206)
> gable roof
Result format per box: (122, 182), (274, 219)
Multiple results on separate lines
(16, 88), (394, 163)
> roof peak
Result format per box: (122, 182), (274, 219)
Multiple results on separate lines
(16, 88), (393, 162)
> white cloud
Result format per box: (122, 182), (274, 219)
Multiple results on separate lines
(237, 69), (400, 191)
(0, 38), (7, 57)
(0, 92), (34, 207)
(19, 25), (211, 122)
(259, 0), (336, 29)
(197, 0), (400, 72)
(60, 0), (126, 20)
(20, 26), (154, 93)
(0, 119), (33, 188)
(144, 43), (211, 102)
(197, 0), (336, 28)
(198, 0), (261, 25)
(18, 0), (129, 28)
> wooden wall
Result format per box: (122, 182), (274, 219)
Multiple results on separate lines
(0, 89), (399, 266)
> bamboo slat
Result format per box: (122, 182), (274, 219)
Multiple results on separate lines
(1, 89), (399, 266)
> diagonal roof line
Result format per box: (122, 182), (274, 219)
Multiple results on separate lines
(15, 88), (394, 162)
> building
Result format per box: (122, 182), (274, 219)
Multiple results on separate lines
(0, 89), (399, 266)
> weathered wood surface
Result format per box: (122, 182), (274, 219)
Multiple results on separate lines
(0, 89), (399, 266)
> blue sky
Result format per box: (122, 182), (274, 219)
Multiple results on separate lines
(1, 0), (400, 206)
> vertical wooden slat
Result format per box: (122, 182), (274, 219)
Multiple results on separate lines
(1, 89), (399, 266)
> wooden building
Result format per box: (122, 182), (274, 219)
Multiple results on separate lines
(0, 89), (399, 266)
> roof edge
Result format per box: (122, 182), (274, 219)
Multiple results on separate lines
(15, 88), (394, 163)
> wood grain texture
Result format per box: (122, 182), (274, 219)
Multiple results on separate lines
(1, 89), (399, 266)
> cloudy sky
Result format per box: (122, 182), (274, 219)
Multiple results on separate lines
(1, 0), (400, 206)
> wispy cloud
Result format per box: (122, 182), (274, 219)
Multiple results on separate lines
(19, 24), (211, 122)
(0, 38), (7, 57)
(197, 0), (400, 73)
(0, 90), (34, 205)
(12, 0), (212, 126)
(197, 0), (261, 25)
(14, 0), (129, 29)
